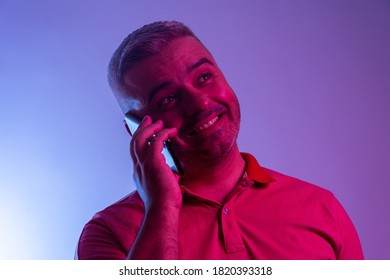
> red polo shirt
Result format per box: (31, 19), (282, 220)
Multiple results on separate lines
(77, 153), (363, 259)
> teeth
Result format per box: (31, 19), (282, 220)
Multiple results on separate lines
(195, 116), (219, 133)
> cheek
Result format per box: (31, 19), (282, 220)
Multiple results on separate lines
(215, 86), (240, 112)
(153, 111), (183, 129)
(209, 80), (236, 101)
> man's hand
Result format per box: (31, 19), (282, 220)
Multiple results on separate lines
(127, 115), (182, 259)
(130, 115), (182, 210)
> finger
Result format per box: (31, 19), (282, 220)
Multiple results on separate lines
(131, 118), (163, 161)
(148, 128), (178, 155)
(129, 115), (153, 142)
(154, 127), (178, 143)
(134, 119), (163, 143)
(133, 115), (152, 135)
(150, 127), (178, 143)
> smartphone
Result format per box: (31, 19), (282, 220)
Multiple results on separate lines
(124, 113), (183, 175)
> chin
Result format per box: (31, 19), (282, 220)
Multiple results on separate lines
(180, 134), (238, 172)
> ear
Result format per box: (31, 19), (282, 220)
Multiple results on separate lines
(123, 120), (132, 136)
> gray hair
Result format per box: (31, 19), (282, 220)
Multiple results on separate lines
(108, 21), (200, 96)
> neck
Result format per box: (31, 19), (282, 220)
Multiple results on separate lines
(179, 145), (245, 204)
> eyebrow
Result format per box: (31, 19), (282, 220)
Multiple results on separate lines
(148, 81), (172, 105)
(186, 57), (214, 73)
(147, 57), (215, 104)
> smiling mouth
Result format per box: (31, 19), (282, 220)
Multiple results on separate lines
(188, 114), (221, 136)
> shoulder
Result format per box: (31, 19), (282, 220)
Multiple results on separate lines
(242, 152), (333, 198)
(265, 168), (334, 198)
(87, 190), (144, 229)
(242, 152), (337, 207)
(263, 168), (363, 258)
(76, 191), (144, 260)
(97, 191), (143, 215)
(250, 168), (363, 259)
(245, 165), (348, 229)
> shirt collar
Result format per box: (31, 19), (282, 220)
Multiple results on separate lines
(241, 152), (274, 184)
(180, 152), (274, 195)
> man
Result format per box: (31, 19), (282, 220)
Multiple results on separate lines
(77, 21), (363, 259)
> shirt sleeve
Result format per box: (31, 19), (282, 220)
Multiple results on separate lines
(76, 215), (128, 260)
(332, 195), (364, 259)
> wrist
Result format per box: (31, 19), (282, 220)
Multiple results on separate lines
(145, 200), (182, 215)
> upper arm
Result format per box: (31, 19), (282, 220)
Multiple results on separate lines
(332, 196), (364, 259)
(76, 218), (127, 260)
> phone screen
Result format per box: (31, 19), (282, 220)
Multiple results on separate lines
(124, 113), (183, 175)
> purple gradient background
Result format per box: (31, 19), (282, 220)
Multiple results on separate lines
(0, 0), (389, 259)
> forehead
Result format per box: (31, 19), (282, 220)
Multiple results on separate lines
(120, 36), (215, 112)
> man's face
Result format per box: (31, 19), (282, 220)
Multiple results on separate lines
(118, 36), (241, 169)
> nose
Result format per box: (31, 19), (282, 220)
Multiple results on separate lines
(181, 87), (211, 117)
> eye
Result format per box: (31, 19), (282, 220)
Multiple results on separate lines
(159, 95), (177, 107)
(199, 73), (212, 83)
